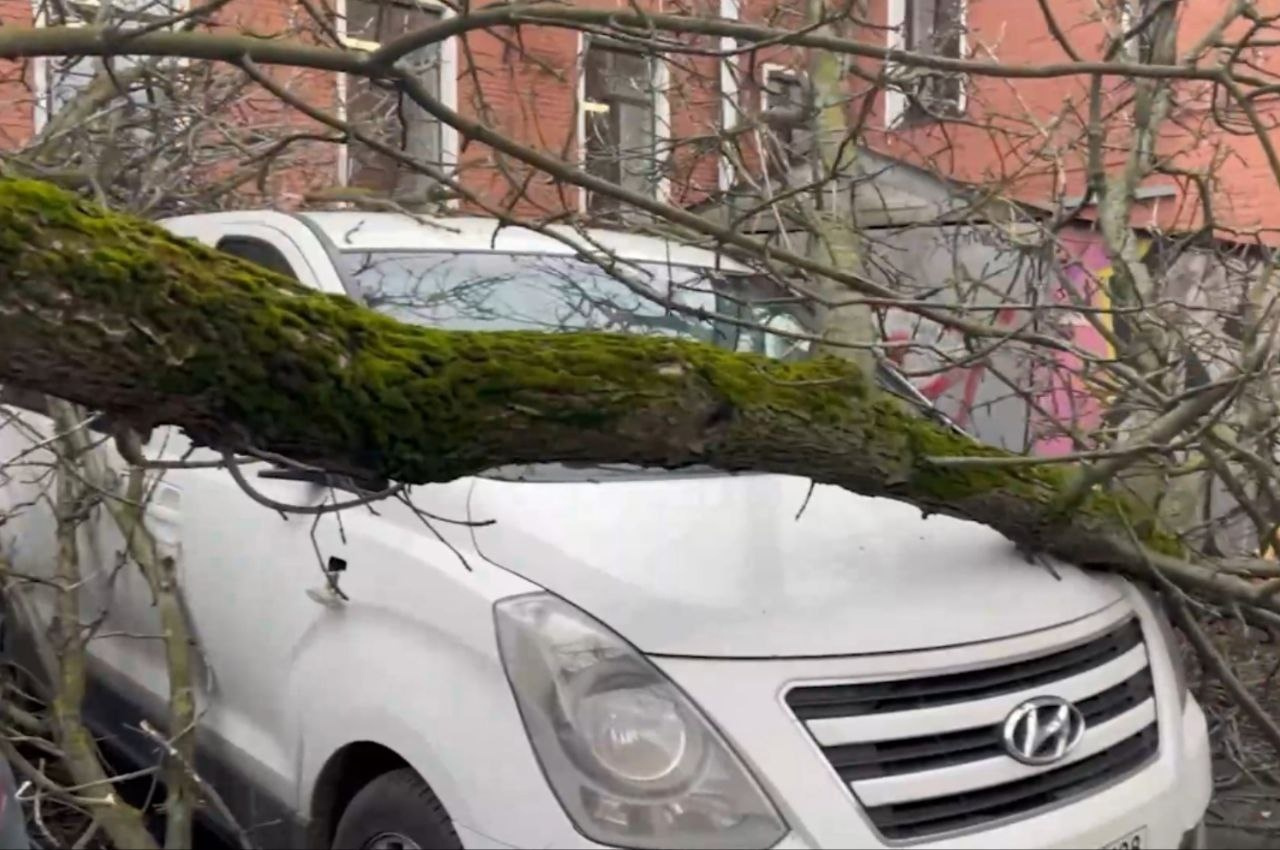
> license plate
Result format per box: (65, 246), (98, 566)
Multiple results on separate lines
(1103, 828), (1147, 849)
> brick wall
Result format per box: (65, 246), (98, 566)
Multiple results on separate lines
(4, 0), (1277, 235)
(863, 0), (1280, 240)
(0, 0), (35, 147)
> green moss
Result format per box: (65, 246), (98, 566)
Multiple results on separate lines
(892, 407), (1182, 556)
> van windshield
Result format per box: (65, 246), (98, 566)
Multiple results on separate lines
(337, 250), (813, 361)
(337, 249), (957, 480)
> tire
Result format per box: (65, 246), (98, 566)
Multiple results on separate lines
(331, 768), (462, 850)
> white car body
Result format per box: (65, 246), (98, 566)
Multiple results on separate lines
(0, 210), (1210, 849)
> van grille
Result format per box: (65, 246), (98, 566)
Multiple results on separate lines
(786, 617), (1158, 841)
(788, 620), (1143, 719)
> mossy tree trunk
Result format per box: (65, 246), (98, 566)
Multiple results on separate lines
(0, 178), (1202, 588)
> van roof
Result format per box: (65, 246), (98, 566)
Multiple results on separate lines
(295, 212), (751, 272)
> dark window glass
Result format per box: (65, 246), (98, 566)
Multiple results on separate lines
(217, 236), (299, 280)
(763, 69), (812, 169)
(345, 0), (443, 197)
(0, 385), (49, 417)
(584, 41), (658, 216)
(903, 0), (964, 122)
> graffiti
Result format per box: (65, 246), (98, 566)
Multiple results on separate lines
(1031, 231), (1148, 455)
(882, 228), (1146, 454)
(883, 307), (1020, 430)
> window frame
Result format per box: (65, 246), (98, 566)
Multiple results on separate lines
(30, 0), (188, 133)
(578, 33), (669, 215)
(336, 0), (458, 200)
(760, 63), (812, 170)
(884, 0), (967, 128)
(717, 0), (742, 194)
(1117, 0), (1159, 61)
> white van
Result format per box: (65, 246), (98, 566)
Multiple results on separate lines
(0, 211), (1210, 849)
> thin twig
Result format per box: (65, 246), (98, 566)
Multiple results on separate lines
(1171, 596), (1280, 765)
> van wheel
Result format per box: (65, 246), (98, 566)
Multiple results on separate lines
(331, 768), (461, 850)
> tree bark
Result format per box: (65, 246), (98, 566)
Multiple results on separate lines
(48, 401), (159, 850)
(0, 177), (1202, 584)
(804, 1), (876, 372)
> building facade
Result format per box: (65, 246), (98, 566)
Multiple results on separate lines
(0, 0), (1271, 239)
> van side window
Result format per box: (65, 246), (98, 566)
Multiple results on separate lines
(217, 236), (299, 281)
(0, 386), (119, 435)
(0, 385), (50, 416)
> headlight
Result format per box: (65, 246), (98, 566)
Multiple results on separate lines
(495, 593), (787, 849)
(1142, 589), (1189, 710)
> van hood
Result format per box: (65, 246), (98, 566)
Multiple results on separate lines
(467, 471), (1125, 658)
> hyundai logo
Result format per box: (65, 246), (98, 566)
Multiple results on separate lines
(1001, 697), (1086, 765)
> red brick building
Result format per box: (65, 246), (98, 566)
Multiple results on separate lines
(866, 0), (1280, 243)
(0, 0), (1272, 240)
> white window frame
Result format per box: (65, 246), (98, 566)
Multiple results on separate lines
(1116, 0), (1144, 60)
(655, 52), (671, 205)
(335, 0), (458, 201)
(884, 0), (967, 129)
(575, 31), (586, 213)
(576, 33), (670, 215)
(31, 0), (188, 133)
(759, 62), (811, 168)
(1118, 0), (1132, 31)
(718, 0), (741, 193)
(31, 9), (79, 134)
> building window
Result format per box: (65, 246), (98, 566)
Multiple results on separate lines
(33, 0), (184, 132)
(761, 66), (812, 170)
(1117, 0), (1159, 60)
(887, 0), (965, 125)
(343, 0), (444, 197)
(583, 39), (659, 216)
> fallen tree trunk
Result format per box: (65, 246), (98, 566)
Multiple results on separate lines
(0, 177), (1234, 596)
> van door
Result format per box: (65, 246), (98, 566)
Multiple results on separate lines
(0, 382), (182, 762)
(86, 223), (350, 833)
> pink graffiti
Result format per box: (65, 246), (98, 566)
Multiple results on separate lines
(885, 307), (1020, 429)
(1031, 233), (1120, 456)
(885, 229), (1122, 452)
